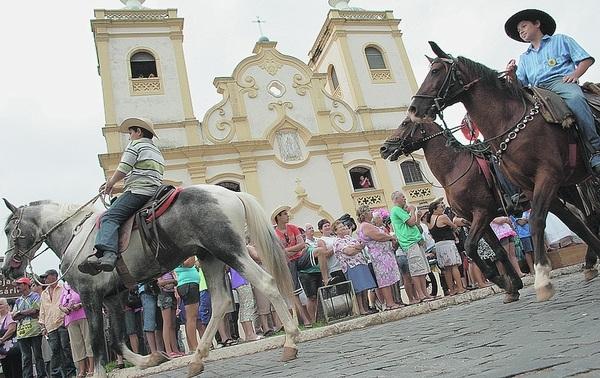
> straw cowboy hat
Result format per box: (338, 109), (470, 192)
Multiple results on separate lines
(504, 9), (556, 42)
(118, 117), (158, 138)
(271, 205), (291, 225)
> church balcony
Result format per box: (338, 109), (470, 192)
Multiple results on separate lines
(403, 182), (435, 205)
(130, 77), (162, 96)
(370, 69), (393, 83)
(351, 189), (386, 209)
(100, 9), (173, 21)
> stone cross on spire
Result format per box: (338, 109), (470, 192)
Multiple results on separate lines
(252, 16), (267, 38)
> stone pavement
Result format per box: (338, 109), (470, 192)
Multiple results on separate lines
(113, 267), (600, 377)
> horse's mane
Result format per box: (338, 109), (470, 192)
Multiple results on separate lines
(28, 201), (95, 219)
(456, 56), (524, 100)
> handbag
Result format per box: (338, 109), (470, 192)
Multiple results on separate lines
(126, 289), (142, 309)
(0, 316), (17, 356)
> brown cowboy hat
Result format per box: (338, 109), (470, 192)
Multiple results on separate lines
(505, 9), (556, 42)
(118, 117), (158, 138)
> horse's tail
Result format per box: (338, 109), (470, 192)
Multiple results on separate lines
(235, 192), (293, 300)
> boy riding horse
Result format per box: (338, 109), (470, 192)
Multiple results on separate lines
(505, 9), (600, 175)
(79, 117), (165, 275)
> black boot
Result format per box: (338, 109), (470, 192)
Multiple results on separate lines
(97, 251), (118, 272)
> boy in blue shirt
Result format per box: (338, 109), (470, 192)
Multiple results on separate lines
(505, 9), (600, 174)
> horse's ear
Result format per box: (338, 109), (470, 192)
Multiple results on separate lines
(429, 41), (450, 59)
(3, 199), (17, 214)
(425, 55), (434, 64)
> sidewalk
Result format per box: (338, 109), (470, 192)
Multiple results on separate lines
(110, 264), (583, 378)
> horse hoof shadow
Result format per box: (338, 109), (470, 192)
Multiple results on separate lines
(503, 292), (520, 304)
(583, 268), (599, 282)
(535, 283), (555, 302)
(187, 360), (204, 377)
(281, 346), (298, 362)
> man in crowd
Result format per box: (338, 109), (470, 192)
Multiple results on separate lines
(12, 276), (46, 378)
(39, 269), (76, 378)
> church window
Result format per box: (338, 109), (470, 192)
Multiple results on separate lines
(130, 51), (158, 79)
(267, 80), (286, 98)
(400, 161), (424, 184)
(216, 181), (241, 192)
(349, 166), (375, 191)
(365, 46), (386, 69)
(328, 65), (340, 91)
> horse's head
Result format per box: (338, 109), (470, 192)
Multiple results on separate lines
(2, 199), (44, 279)
(409, 42), (471, 121)
(380, 117), (440, 161)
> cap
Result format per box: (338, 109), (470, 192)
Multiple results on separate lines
(14, 277), (32, 286)
(44, 269), (59, 277)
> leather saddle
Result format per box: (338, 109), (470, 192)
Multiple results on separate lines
(523, 83), (600, 126)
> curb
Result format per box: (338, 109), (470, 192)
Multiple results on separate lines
(110, 264), (582, 377)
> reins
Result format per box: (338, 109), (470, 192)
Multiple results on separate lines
(6, 193), (103, 285)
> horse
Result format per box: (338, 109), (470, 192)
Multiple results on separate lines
(2, 185), (300, 377)
(380, 117), (523, 302)
(408, 41), (600, 301)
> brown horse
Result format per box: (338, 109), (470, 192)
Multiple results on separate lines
(380, 118), (522, 302)
(409, 42), (600, 301)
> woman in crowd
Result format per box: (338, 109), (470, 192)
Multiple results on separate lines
(491, 216), (525, 277)
(229, 268), (261, 341)
(157, 271), (182, 358)
(427, 201), (466, 296)
(174, 256), (201, 352)
(59, 282), (93, 377)
(356, 205), (402, 310)
(332, 220), (377, 315)
(0, 298), (21, 378)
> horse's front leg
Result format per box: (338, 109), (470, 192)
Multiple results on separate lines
(483, 226), (522, 303)
(81, 293), (109, 378)
(466, 212), (503, 288)
(529, 182), (560, 301)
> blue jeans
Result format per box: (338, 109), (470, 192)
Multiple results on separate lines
(18, 335), (46, 378)
(47, 327), (76, 378)
(140, 292), (157, 332)
(94, 191), (150, 254)
(541, 78), (600, 150)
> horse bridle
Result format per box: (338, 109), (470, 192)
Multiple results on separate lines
(385, 121), (447, 155)
(412, 57), (480, 115)
(4, 194), (101, 265)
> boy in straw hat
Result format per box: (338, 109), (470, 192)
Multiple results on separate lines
(79, 117), (165, 274)
(504, 9), (600, 174)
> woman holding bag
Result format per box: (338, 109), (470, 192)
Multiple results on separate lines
(0, 297), (22, 378)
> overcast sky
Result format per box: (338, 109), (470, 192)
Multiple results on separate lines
(1, 0), (598, 273)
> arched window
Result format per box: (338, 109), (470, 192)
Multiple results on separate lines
(216, 181), (241, 192)
(328, 64), (340, 91)
(130, 51), (158, 79)
(349, 167), (375, 191)
(365, 46), (386, 70)
(400, 161), (424, 184)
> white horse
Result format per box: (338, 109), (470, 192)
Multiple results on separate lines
(3, 185), (299, 377)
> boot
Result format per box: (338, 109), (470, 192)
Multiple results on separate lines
(97, 251), (118, 272)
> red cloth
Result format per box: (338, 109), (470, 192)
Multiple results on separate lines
(460, 114), (480, 141)
(275, 224), (303, 261)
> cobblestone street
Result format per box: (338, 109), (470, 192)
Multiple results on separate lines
(153, 272), (600, 377)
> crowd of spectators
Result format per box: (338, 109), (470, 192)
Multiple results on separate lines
(1, 190), (575, 376)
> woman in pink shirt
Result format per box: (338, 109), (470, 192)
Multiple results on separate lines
(59, 283), (94, 377)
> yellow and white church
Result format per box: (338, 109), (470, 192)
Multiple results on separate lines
(92, 0), (444, 226)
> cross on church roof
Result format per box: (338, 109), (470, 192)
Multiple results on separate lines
(252, 16), (267, 38)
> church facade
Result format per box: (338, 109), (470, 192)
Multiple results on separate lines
(91, 2), (444, 227)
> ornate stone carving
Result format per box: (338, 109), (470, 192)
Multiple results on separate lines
(292, 73), (311, 96)
(131, 78), (161, 94)
(338, 11), (387, 20)
(238, 75), (258, 98)
(321, 89), (356, 133)
(370, 69), (392, 81)
(276, 130), (303, 162)
(259, 58), (283, 76)
(105, 10), (169, 20)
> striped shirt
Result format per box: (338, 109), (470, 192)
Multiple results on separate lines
(117, 138), (165, 196)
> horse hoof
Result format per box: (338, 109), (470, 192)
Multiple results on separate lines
(583, 268), (599, 282)
(281, 346), (298, 362)
(503, 292), (520, 304)
(187, 360), (204, 377)
(535, 283), (555, 302)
